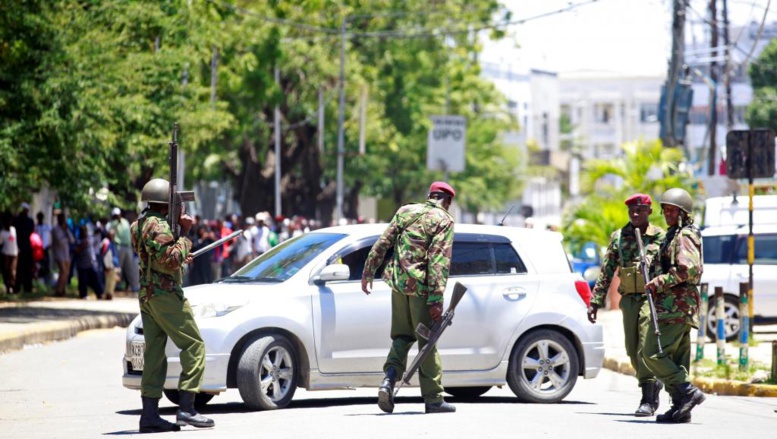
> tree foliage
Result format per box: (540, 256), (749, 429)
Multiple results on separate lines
(747, 38), (777, 131)
(0, 0), (523, 222)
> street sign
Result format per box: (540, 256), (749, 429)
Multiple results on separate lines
(427, 115), (466, 173)
(725, 129), (776, 179)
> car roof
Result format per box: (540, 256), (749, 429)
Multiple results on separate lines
(310, 223), (563, 243)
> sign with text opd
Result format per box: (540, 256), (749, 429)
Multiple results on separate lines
(427, 115), (466, 173)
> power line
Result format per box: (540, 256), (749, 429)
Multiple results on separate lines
(205, 0), (600, 40)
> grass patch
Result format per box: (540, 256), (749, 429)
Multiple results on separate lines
(693, 357), (772, 382)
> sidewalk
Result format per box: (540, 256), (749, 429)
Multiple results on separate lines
(0, 295), (139, 353)
(598, 308), (777, 397)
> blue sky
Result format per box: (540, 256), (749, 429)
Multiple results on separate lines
(482, 0), (776, 76)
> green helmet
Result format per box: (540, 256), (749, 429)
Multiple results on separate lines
(141, 178), (170, 204)
(660, 188), (693, 214)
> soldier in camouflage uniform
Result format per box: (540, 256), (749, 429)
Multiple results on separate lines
(587, 193), (666, 416)
(131, 178), (214, 433)
(644, 188), (705, 423)
(361, 181), (456, 414)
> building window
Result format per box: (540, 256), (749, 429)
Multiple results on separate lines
(594, 103), (614, 124)
(640, 103), (659, 123)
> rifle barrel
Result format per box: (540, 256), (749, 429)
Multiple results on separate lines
(191, 230), (243, 259)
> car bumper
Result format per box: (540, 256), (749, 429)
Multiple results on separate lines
(122, 352), (231, 393)
(581, 324), (605, 379)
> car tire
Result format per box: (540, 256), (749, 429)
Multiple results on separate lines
(706, 294), (741, 342)
(162, 389), (214, 408)
(444, 386), (491, 399)
(237, 335), (298, 410)
(507, 329), (579, 403)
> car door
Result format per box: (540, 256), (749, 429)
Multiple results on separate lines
(439, 235), (540, 371)
(313, 238), (393, 374)
(734, 233), (777, 318)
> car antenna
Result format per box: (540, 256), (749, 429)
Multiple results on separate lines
(499, 204), (516, 226)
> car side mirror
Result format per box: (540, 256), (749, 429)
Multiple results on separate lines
(313, 263), (351, 285)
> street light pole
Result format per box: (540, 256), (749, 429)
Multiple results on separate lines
(335, 17), (347, 222)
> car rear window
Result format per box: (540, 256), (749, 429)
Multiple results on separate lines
(703, 235), (737, 264)
(734, 234), (777, 265)
(450, 242), (527, 276)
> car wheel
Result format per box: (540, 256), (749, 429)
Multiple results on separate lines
(162, 389), (214, 408)
(237, 335), (298, 410)
(507, 329), (579, 403)
(706, 295), (741, 342)
(444, 386), (491, 399)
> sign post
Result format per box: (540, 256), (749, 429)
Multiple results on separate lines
(427, 116), (466, 178)
(725, 128), (776, 350)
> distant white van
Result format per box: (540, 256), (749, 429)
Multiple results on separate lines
(702, 195), (777, 228)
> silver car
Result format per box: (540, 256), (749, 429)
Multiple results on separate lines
(122, 223), (604, 410)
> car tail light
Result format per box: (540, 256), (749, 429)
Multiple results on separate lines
(574, 280), (592, 307)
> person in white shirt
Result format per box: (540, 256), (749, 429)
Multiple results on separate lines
(0, 213), (19, 294)
(252, 213), (270, 257)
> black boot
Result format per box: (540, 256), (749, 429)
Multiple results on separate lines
(176, 391), (215, 428)
(378, 367), (397, 413)
(656, 394), (691, 423)
(673, 383), (705, 421)
(652, 381), (663, 412)
(139, 396), (180, 433)
(634, 383), (656, 417)
(425, 400), (456, 414)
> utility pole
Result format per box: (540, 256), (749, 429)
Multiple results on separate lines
(722, 0), (734, 130)
(707, 0), (718, 176)
(274, 66), (282, 218)
(335, 17), (347, 222)
(664, 0), (688, 148)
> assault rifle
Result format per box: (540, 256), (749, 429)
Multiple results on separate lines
(394, 282), (468, 396)
(634, 228), (663, 354)
(168, 123), (195, 240)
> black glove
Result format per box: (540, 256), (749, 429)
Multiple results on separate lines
(587, 303), (599, 324)
(429, 302), (443, 322)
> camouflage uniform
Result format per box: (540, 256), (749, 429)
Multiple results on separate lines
(591, 222), (665, 385)
(362, 199), (454, 404)
(642, 224), (703, 395)
(131, 211), (205, 399)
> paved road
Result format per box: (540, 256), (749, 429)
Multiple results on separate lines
(1, 327), (775, 439)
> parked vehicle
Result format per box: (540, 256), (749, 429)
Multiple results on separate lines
(569, 241), (601, 290)
(700, 224), (777, 341)
(122, 224), (603, 410)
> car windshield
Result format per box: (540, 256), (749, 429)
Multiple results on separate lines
(227, 233), (346, 283)
(702, 235), (737, 264)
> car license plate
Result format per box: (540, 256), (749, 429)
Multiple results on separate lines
(130, 341), (145, 371)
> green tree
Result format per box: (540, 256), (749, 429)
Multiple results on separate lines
(747, 38), (777, 131)
(562, 139), (697, 254)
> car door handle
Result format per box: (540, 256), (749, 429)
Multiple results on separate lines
(503, 288), (527, 300)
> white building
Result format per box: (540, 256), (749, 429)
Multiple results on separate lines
(559, 73), (663, 161)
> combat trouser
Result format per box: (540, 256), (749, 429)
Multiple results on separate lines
(140, 293), (205, 399)
(642, 321), (692, 396)
(384, 289), (444, 404)
(620, 294), (658, 385)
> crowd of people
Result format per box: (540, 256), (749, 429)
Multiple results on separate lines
(0, 203), (342, 298)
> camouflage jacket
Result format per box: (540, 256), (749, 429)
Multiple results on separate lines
(130, 211), (192, 302)
(362, 199), (454, 304)
(591, 222), (665, 307)
(652, 225), (703, 327)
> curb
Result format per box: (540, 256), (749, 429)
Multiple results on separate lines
(0, 312), (136, 354)
(603, 355), (777, 397)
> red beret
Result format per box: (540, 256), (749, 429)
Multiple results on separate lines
(624, 193), (652, 207)
(429, 181), (455, 198)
